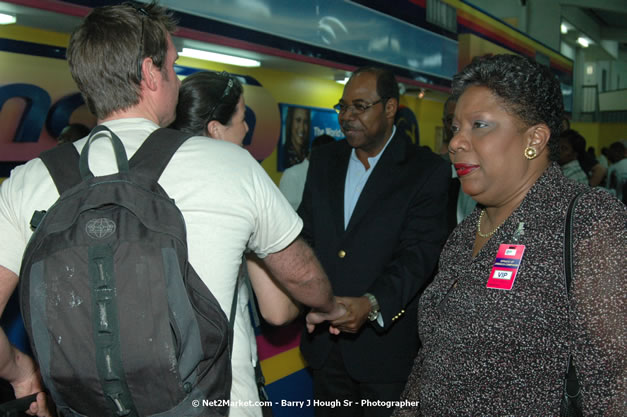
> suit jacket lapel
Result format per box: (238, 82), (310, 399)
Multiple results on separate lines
(345, 132), (408, 234)
(329, 141), (352, 235)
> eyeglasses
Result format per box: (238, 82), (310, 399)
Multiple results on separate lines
(207, 72), (235, 122)
(333, 99), (384, 115)
(135, 7), (149, 81)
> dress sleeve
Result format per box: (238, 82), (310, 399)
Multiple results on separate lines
(570, 190), (626, 415)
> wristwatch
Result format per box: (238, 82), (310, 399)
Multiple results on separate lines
(363, 293), (380, 322)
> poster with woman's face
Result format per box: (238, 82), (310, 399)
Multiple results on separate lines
(277, 104), (343, 171)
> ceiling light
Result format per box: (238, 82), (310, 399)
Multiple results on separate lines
(560, 24), (568, 34)
(179, 48), (260, 67)
(577, 37), (589, 48)
(0, 12), (16, 25)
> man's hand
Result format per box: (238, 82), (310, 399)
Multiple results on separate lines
(306, 297), (346, 335)
(10, 355), (53, 417)
(0, 268), (53, 417)
(25, 392), (52, 417)
(329, 296), (371, 333)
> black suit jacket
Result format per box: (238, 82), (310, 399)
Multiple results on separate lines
(298, 131), (450, 383)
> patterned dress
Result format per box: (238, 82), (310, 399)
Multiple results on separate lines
(394, 163), (626, 416)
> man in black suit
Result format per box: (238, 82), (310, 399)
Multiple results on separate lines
(299, 67), (450, 417)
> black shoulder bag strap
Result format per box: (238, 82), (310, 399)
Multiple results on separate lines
(561, 191), (585, 417)
(39, 143), (81, 194)
(32, 143), (82, 230)
(128, 127), (193, 180)
(39, 126), (193, 193)
(35, 128), (191, 228)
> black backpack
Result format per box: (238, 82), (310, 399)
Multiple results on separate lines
(19, 126), (232, 417)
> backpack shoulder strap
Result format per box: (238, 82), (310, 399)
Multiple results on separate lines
(129, 128), (194, 181)
(39, 143), (81, 194)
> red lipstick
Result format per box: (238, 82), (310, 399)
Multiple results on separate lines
(454, 163), (479, 177)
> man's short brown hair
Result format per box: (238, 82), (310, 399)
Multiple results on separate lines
(67, 1), (177, 120)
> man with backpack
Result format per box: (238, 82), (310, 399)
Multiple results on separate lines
(0, 2), (344, 416)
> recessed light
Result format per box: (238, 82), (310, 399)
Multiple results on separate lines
(179, 48), (261, 67)
(0, 12), (16, 25)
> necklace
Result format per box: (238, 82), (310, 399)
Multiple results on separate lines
(476, 209), (506, 238)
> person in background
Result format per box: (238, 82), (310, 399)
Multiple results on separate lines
(283, 107), (311, 168)
(0, 3), (344, 416)
(302, 66), (450, 417)
(563, 128), (607, 186)
(599, 146), (610, 169)
(57, 123), (90, 145)
(279, 134), (334, 210)
(558, 129), (589, 184)
(606, 141), (627, 203)
(393, 54), (625, 416)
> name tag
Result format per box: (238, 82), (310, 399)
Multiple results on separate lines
(486, 244), (526, 290)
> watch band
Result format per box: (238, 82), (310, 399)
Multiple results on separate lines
(364, 292), (380, 321)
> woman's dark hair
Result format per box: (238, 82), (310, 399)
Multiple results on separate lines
(452, 54), (564, 161)
(171, 71), (243, 136)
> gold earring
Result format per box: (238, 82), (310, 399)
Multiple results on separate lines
(524, 146), (537, 160)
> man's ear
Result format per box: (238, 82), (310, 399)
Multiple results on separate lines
(142, 58), (158, 91)
(385, 98), (398, 121)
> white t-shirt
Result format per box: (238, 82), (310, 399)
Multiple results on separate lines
(0, 118), (302, 417)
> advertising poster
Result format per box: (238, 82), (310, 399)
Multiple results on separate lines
(277, 104), (343, 172)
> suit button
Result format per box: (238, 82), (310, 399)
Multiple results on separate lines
(338, 250), (346, 258)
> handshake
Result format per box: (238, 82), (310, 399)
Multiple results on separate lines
(306, 295), (376, 335)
